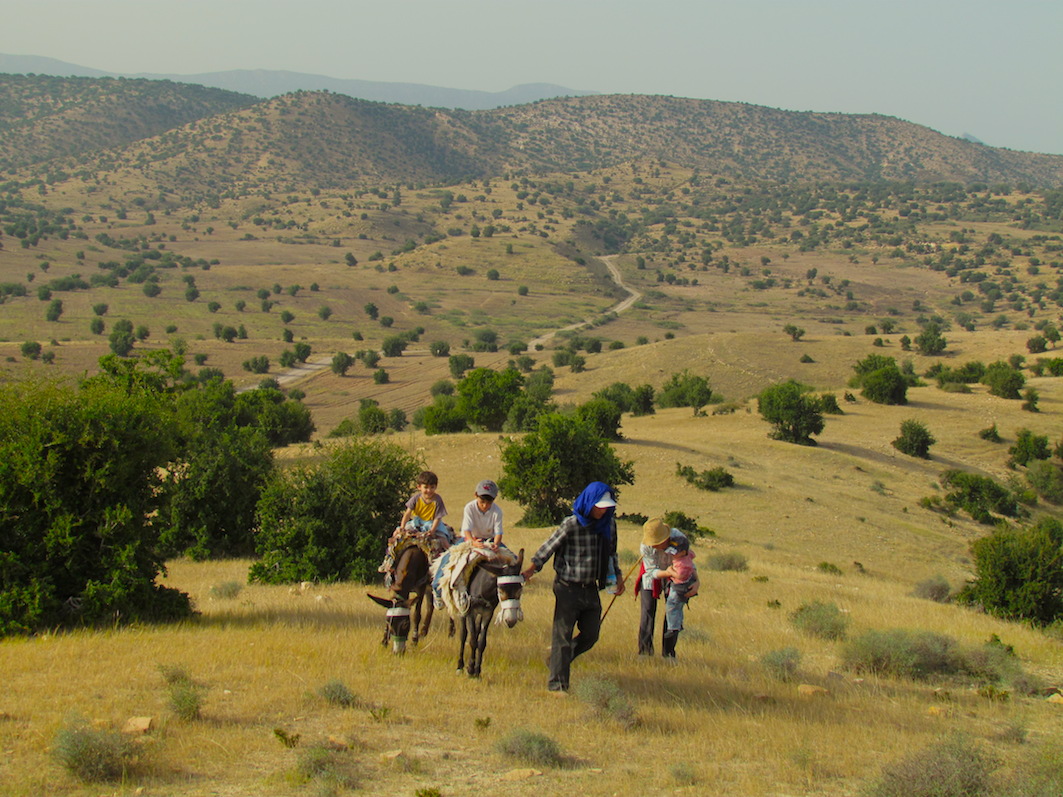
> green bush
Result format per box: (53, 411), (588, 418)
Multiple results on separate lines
(676, 463), (735, 491)
(53, 716), (140, 782)
(1026, 461), (1063, 504)
(657, 370), (714, 412)
(790, 600), (848, 640)
(981, 361), (1025, 399)
(0, 380), (191, 635)
(662, 510), (715, 540)
(758, 380), (824, 445)
(496, 729), (565, 768)
(892, 419), (936, 459)
(958, 517), (1063, 625)
(250, 439), (422, 583)
(938, 469), (1022, 524)
(1009, 429), (1051, 467)
(864, 734), (996, 797)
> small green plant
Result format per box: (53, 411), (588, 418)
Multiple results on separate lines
(416, 789), (443, 797)
(368, 706), (391, 722)
(817, 561), (844, 575)
(274, 727), (301, 748)
(169, 681), (204, 721)
(676, 462), (735, 491)
(892, 419), (936, 458)
(705, 551), (748, 571)
(760, 647), (801, 681)
(474, 716), (492, 730)
(294, 745), (358, 790)
(496, 728), (565, 768)
(318, 679), (360, 708)
(209, 580), (243, 599)
(52, 716), (139, 782)
(573, 677), (637, 728)
(160, 664), (204, 720)
(978, 424), (1002, 442)
(662, 509), (715, 540)
(789, 600), (848, 640)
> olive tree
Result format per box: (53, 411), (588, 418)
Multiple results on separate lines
(757, 380), (825, 445)
(498, 413), (634, 525)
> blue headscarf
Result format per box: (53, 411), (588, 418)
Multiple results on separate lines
(572, 481), (616, 537)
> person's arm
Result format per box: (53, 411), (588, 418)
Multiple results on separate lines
(521, 520), (568, 580)
(489, 505), (503, 550)
(428, 496), (445, 534)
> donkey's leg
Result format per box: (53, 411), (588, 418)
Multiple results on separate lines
(411, 592), (423, 646)
(420, 591), (435, 640)
(457, 615), (469, 673)
(471, 612), (489, 677)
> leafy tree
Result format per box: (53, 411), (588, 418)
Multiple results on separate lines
(575, 398), (623, 440)
(318, 306), (333, 321)
(344, 252), (357, 267)
(498, 413), (634, 525)
(90, 317), (105, 335)
(233, 387), (314, 446)
(363, 302), (378, 320)
(892, 419), (935, 459)
(981, 361), (1025, 399)
(45, 298), (63, 322)
(657, 370), (713, 413)
(449, 353), (475, 378)
(429, 340), (450, 357)
(1021, 388), (1040, 413)
(331, 351), (354, 376)
(939, 469), (1021, 524)
(357, 399), (389, 434)
(783, 324), (805, 342)
(250, 439), (422, 584)
(108, 319), (136, 356)
(861, 365), (908, 405)
(958, 517), (1063, 625)
(757, 380), (825, 445)
(455, 367), (524, 431)
(632, 384), (656, 416)
(157, 380), (274, 560)
(0, 380), (190, 634)
(381, 336), (407, 357)
(293, 342), (312, 363)
(420, 395), (469, 435)
(280, 310), (295, 324)
(20, 341), (41, 360)
(914, 322), (947, 355)
(1027, 335), (1048, 354)
(1026, 461), (1063, 504)
(1009, 429), (1050, 468)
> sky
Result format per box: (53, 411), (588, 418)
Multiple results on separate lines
(3, 0), (1061, 156)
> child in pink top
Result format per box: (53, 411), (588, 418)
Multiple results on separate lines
(658, 536), (698, 658)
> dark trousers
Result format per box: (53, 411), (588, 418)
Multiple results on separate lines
(639, 587), (679, 657)
(638, 587), (659, 655)
(548, 581), (601, 692)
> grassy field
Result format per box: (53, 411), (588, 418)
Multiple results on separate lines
(2, 381), (1062, 796)
(3, 156), (1063, 794)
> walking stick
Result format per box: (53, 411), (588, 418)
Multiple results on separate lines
(599, 558), (642, 625)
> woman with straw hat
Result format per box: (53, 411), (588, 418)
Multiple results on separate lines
(638, 518), (699, 658)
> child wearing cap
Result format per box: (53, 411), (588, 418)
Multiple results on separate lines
(461, 479), (504, 550)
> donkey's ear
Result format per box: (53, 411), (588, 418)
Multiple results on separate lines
(515, 548), (524, 570)
(366, 593), (393, 608)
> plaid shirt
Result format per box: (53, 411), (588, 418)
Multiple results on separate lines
(531, 515), (615, 586)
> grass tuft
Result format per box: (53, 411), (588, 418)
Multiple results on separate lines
(864, 734), (996, 797)
(52, 716), (140, 783)
(496, 728), (565, 768)
(790, 600), (849, 640)
(317, 679), (360, 708)
(705, 551), (748, 571)
(760, 646), (802, 681)
(573, 677), (637, 728)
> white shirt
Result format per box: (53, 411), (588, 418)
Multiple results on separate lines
(461, 500), (504, 540)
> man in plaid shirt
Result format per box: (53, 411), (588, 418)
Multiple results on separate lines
(523, 481), (625, 693)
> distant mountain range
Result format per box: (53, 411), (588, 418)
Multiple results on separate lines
(0, 53), (596, 110)
(3, 71), (1063, 195)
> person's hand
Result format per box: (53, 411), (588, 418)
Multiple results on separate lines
(613, 577), (626, 597)
(686, 578), (700, 598)
(521, 567), (536, 582)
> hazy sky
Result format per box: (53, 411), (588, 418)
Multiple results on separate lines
(3, 0), (1061, 155)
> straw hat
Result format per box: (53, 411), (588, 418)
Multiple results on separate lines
(642, 518), (670, 546)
